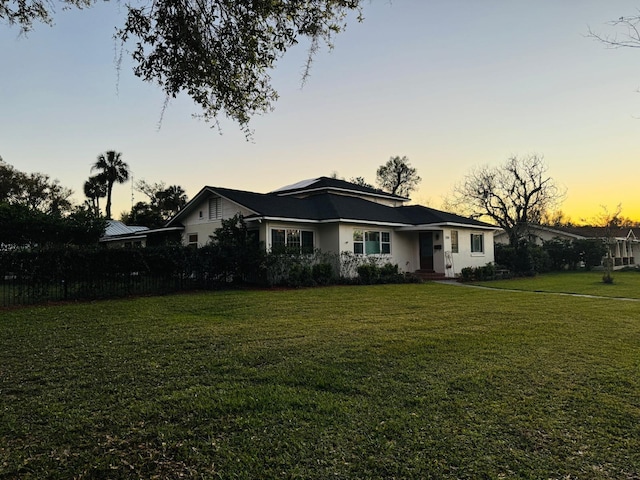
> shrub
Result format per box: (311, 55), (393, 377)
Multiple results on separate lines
(573, 239), (606, 270)
(477, 263), (496, 281)
(357, 264), (380, 284)
(287, 263), (314, 287)
(312, 262), (334, 285)
(458, 263), (497, 282)
(379, 263), (399, 276)
(543, 238), (574, 271)
(460, 267), (474, 282)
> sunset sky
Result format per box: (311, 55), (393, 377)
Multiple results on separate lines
(1, 1), (639, 222)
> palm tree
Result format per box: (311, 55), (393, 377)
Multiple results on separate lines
(91, 151), (129, 219)
(83, 175), (107, 216)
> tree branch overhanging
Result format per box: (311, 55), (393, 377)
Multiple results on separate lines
(1, 0), (365, 136)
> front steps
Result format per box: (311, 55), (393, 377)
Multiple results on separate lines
(414, 269), (449, 281)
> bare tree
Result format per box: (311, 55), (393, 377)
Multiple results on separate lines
(446, 154), (564, 246)
(376, 156), (421, 198)
(588, 14), (640, 49)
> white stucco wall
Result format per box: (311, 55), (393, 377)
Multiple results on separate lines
(452, 228), (495, 271)
(316, 223), (341, 253)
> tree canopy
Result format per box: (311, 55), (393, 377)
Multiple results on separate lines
(376, 156), (421, 198)
(1, 0), (364, 134)
(446, 154), (563, 246)
(1, 158), (74, 215)
(121, 180), (188, 228)
(0, 158), (105, 247)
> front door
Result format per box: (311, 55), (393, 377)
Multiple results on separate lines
(419, 232), (434, 270)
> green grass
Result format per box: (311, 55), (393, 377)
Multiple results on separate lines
(1, 284), (639, 479)
(472, 270), (640, 299)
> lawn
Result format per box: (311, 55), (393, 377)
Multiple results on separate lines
(1, 284), (639, 479)
(472, 270), (640, 299)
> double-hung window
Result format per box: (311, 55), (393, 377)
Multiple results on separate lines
(471, 233), (484, 254)
(354, 230), (391, 255)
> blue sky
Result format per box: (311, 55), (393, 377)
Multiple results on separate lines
(1, 1), (639, 221)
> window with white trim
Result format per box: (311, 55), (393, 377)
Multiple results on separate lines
(451, 230), (459, 253)
(271, 229), (314, 253)
(353, 230), (391, 255)
(208, 197), (222, 220)
(188, 233), (198, 248)
(471, 233), (484, 253)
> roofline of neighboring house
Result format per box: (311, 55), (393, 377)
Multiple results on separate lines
(527, 225), (584, 239)
(274, 186), (409, 203)
(100, 226), (184, 243)
(494, 224), (640, 241)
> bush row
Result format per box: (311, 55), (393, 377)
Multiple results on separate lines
(495, 238), (607, 276)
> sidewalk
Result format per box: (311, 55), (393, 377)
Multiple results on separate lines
(433, 280), (640, 302)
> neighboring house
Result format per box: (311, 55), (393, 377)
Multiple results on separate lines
(99, 220), (183, 248)
(99, 220), (149, 248)
(494, 224), (640, 270)
(165, 177), (497, 278)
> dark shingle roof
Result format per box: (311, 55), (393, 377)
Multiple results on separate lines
(271, 176), (408, 201)
(168, 183), (495, 229)
(211, 188), (494, 227)
(397, 205), (494, 227)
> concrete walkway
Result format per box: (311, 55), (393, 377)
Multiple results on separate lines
(433, 280), (640, 302)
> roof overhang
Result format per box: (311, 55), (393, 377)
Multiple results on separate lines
(249, 216), (495, 230)
(99, 234), (146, 243)
(275, 186), (408, 203)
(397, 222), (499, 232)
(248, 215), (410, 227)
(143, 226), (184, 234)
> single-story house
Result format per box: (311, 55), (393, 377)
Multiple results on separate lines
(165, 177), (497, 278)
(494, 224), (640, 270)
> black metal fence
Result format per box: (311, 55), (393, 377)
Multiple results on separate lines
(0, 247), (227, 308)
(0, 271), (204, 307)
